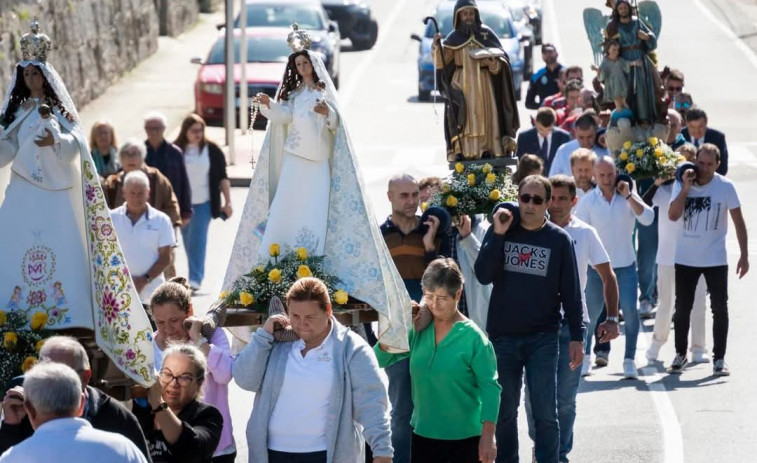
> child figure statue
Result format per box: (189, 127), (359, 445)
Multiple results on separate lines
(592, 39), (641, 124)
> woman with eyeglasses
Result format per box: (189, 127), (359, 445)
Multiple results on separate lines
(146, 277), (237, 463)
(134, 343), (223, 463)
(375, 258), (501, 463)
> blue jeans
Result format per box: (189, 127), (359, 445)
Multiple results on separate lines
(493, 331), (560, 463)
(524, 323), (581, 462)
(585, 264), (640, 359)
(181, 201), (212, 285)
(636, 209), (659, 304)
(385, 358), (412, 463)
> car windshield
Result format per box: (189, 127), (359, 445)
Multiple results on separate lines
(207, 36), (291, 64)
(425, 11), (515, 39)
(235, 4), (324, 30)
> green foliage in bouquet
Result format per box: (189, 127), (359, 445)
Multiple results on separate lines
(428, 162), (518, 216)
(221, 244), (351, 311)
(615, 137), (686, 180)
(0, 310), (53, 391)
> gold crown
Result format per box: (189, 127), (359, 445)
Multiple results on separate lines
(20, 18), (52, 63)
(287, 23), (311, 53)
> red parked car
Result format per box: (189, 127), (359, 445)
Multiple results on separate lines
(192, 28), (290, 128)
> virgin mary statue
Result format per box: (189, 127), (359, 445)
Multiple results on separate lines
(222, 25), (410, 351)
(0, 20), (154, 386)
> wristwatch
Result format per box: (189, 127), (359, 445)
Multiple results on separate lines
(143, 273), (152, 283)
(606, 316), (620, 323)
(151, 401), (168, 415)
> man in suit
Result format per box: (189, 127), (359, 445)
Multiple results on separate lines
(681, 108), (728, 175)
(516, 107), (571, 175)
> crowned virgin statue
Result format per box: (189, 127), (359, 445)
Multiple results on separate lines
(0, 20), (155, 386)
(222, 25), (410, 351)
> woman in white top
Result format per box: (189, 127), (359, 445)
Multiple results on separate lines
(173, 114), (232, 290)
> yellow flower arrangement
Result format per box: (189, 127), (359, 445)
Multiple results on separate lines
(485, 173), (496, 184)
(455, 162), (465, 173)
(35, 339), (46, 353)
(268, 268), (282, 283)
(296, 247), (308, 260)
(239, 291), (255, 306)
(635, 148), (644, 157)
(3, 332), (18, 349)
(446, 195), (458, 207)
(0, 310), (6, 327)
(654, 147), (663, 158)
(297, 265), (313, 279)
(269, 243), (280, 258)
(623, 141), (632, 150)
(334, 290), (349, 305)
(649, 137), (659, 146)
(21, 356), (37, 373)
(489, 189), (501, 201)
(619, 151), (628, 161)
(482, 163), (493, 174)
(626, 163), (636, 173)
(30, 312), (48, 331)
(467, 173), (476, 186)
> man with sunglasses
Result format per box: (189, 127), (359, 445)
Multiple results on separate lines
(475, 175), (584, 463)
(574, 156), (654, 378)
(681, 108), (728, 175)
(664, 68), (685, 106)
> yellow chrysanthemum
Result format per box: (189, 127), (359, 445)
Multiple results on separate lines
(626, 163), (636, 173)
(445, 195), (458, 207)
(334, 290), (349, 305)
(455, 162), (464, 173)
(268, 268), (282, 283)
(623, 141), (632, 150)
(0, 310), (6, 327)
(489, 189), (501, 201)
(635, 148), (644, 157)
(649, 137), (659, 146)
(654, 148), (663, 158)
(482, 163), (493, 174)
(421, 202), (428, 212)
(296, 247), (308, 260)
(30, 311), (48, 331)
(219, 291), (229, 300)
(297, 265), (313, 279)
(254, 266), (265, 274)
(269, 243), (280, 258)
(467, 173), (476, 186)
(485, 173), (496, 184)
(35, 339), (45, 353)
(619, 151), (628, 161)
(21, 356), (37, 373)
(239, 291), (255, 306)
(3, 332), (18, 349)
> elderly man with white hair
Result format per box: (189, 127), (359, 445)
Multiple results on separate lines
(0, 362), (147, 463)
(110, 169), (176, 303)
(0, 336), (151, 460)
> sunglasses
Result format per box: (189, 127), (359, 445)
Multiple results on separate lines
(667, 86), (683, 92)
(519, 194), (546, 205)
(674, 102), (691, 109)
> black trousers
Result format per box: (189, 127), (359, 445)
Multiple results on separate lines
(674, 264), (729, 360)
(212, 452), (237, 463)
(411, 433), (479, 463)
(268, 449), (327, 463)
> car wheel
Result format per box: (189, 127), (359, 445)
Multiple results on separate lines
(351, 20), (379, 50)
(418, 88), (431, 101)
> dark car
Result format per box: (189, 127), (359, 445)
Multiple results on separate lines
(234, 0), (341, 87)
(321, 0), (378, 50)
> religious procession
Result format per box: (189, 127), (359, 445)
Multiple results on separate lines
(0, 0), (753, 462)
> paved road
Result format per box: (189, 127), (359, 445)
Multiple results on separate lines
(170, 0), (757, 461)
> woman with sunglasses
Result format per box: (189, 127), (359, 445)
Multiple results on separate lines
(147, 277), (237, 463)
(135, 343), (223, 463)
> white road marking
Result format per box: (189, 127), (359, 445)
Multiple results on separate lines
(692, 0), (757, 71)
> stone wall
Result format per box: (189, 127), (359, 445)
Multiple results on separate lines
(0, 0), (159, 109)
(156, 0), (200, 37)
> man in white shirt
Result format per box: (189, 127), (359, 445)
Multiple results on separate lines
(548, 113), (608, 177)
(574, 156), (654, 378)
(0, 363), (147, 463)
(525, 175), (620, 463)
(110, 170), (176, 303)
(667, 144), (749, 376)
(569, 148), (597, 204)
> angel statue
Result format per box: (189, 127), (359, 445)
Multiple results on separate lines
(0, 20), (155, 386)
(584, 0), (666, 125)
(221, 24), (411, 353)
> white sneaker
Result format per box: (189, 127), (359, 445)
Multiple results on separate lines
(646, 342), (661, 362)
(691, 351), (711, 364)
(581, 356), (592, 377)
(623, 359), (638, 379)
(639, 301), (655, 319)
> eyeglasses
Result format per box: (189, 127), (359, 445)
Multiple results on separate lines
(519, 194), (545, 205)
(667, 86), (683, 92)
(158, 371), (197, 388)
(422, 292), (452, 304)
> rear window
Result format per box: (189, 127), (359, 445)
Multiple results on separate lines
(207, 36), (291, 64)
(425, 11), (515, 39)
(235, 4), (325, 30)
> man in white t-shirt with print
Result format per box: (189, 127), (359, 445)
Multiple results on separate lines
(667, 144), (749, 376)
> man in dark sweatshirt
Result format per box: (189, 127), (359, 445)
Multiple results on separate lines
(475, 175), (584, 463)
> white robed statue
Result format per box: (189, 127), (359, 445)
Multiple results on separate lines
(0, 20), (155, 386)
(223, 25), (410, 351)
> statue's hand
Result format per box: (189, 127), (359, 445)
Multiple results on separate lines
(637, 30), (650, 41)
